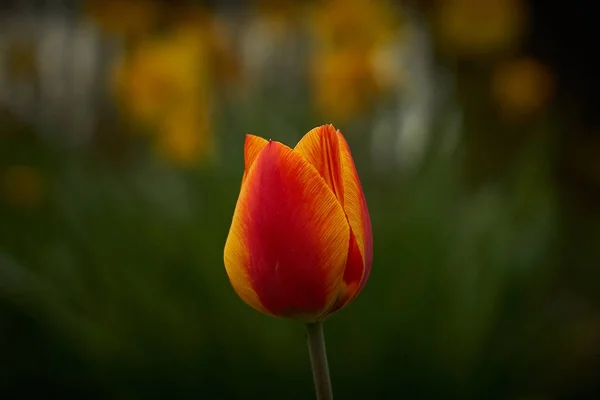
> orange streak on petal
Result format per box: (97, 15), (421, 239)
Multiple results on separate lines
(337, 129), (373, 296)
(226, 136), (270, 315)
(223, 220), (270, 316)
(242, 134), (269, 183)
(224, 140), (350, 322)
(294, 124), (344, 204)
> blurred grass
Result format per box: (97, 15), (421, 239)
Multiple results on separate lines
(1, 106), (574, 399)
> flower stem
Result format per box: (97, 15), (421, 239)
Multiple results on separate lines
(306, 321), (333, 400)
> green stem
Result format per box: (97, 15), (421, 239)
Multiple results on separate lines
(306, 321), (333, 400)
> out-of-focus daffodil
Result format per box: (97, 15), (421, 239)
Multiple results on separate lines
(308, 0), (405, 123)
(2, 165), (45, 209)
(108, 4), (241, 166)
(224, 124), (373, 322)
(111, 26), (210, 124)
(164, 3), (241, 87)
(154, 102), (213, 166)
(84, 0), (161, 39)
(111, 22), (215, 166)
(434, 0), (526, 59)
(314, 52), (377, 123)
(492, 58), (554, 122)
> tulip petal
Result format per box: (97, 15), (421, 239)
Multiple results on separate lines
(337, 130), (373, 298)
(224, 140), (350, 321)
(326, 229), (364, 314)
(294, 125), (344, 202)
(294, 125), (373, 307)
(242, 134), (269, 183)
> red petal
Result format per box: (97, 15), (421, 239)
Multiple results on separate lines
(224, 141), (350, 321)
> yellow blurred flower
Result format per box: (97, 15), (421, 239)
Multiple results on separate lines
(491, 58), (554, 123)
(308, 0), (404, 122)
(310, 0), (400, 49)
(434, 0), (527, 59)
(84, 0), (161, 39)
(314, 51), (377, 123)
(112, 27), (210, 124)
(111, 16), (219, 166)
(2, 165), (45, 209)
(154, 102), (213, 166)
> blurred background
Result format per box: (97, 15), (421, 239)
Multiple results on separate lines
(1, 0), (599, 398)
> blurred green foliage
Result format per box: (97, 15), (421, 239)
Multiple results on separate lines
(2, 103), (590, 399)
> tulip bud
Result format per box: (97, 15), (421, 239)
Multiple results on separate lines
(224, 124), (372, 322)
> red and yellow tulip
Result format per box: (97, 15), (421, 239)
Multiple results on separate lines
(224, 124), (373, 322)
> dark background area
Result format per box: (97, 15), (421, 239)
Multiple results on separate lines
(1, 0), (599, 398)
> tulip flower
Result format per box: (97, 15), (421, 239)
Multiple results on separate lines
(224, 124), (372, 400)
